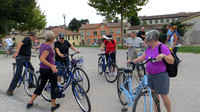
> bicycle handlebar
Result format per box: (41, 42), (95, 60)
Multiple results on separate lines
(129, 57), (159, 67)
(63, 51), (80, 59)
(105, 49), (116, 54)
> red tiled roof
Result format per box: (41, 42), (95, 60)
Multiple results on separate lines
(128, 24), (163, 30)
(45, 25), (68, 30)
(140, 11), (200, 20)
(79, 22), (130, 30)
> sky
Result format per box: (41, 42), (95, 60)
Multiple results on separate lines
(38, 0), (200, 27)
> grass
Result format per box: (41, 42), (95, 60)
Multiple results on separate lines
(178, 46), (200, 54)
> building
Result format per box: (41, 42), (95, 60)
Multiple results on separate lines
(38, 27), (82, 45)
(79, 22), (130, 45)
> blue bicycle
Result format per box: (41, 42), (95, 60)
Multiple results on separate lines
(98, 50), (118, 83)
(37, 52), (91, 112)
(117, 57), (160, 112)
(12, 55), (38, 97)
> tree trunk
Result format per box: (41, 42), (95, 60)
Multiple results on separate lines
(121, 14), (124, 46)
(4, 16), (8, 35)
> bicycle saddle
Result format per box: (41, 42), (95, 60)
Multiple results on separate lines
(119, 68), (132, 73)
(98, 53), (106, 56)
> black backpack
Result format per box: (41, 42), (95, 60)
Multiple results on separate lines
(158, 44), (179, 77)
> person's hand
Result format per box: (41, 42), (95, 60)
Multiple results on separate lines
(51, 65), (58, 73)
(76, 50), (80, 53)
(127, 60), (132, 64)
(156, 54), (165, 61)
(127, 45), (131, 48)
(12, 52), (18, 58)
(100, 48), (104, 51)
(59, 54), (64, 58)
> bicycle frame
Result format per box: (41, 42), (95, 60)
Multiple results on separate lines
(99, 53), (112, 72)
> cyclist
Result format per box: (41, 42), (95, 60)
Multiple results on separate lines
(6, 31), (37, 96)
(100, 34), (117, 76)
(124, 31), (146, 67)
(127, 30), (174, 112)
(54, 33), (80, 87)
(3, 35), (13, 56)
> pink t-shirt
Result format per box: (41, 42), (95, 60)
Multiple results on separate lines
(145, 43), (171, 74)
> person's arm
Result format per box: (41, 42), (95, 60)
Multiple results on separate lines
(127, 53), (146, 64)
(172, 33), (178, 50)
(40, 50), (57, 73)
(55, 48), (64, 58)
(12, 42), (24, 58)
(70, 46), (80, 53)
(100, 43), (105, 51)
(123, 44), (131, 48)
(165, 35), (170, 44)
(157, 53), (174, 64)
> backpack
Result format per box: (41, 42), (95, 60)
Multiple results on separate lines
(168, 31), (184, 45)
(159, 44), (179, 77)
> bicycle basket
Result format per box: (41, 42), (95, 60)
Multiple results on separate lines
(75, 56), (84, 67)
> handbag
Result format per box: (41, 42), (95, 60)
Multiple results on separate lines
(175, 36), (184, 45)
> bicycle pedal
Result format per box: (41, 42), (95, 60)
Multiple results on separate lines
(121, 107), (128, 112)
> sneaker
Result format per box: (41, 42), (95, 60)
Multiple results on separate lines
(51, 103), (60, 112)
(6, 90), (13, 96)
(26, 103), (33, 109)
(113, 73), (117, 77)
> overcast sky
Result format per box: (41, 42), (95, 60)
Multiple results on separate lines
(38, 0), (200, 27)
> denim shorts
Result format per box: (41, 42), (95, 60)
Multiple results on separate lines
(55, 61), (70, 76)
(147, 71), (170, 95)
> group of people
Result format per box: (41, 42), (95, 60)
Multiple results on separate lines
(6, 31), (79, 111)
(5, 25), (182, 112)
(101, 26), (182, 112)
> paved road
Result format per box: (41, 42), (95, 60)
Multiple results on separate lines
(0, 47), (200, 112)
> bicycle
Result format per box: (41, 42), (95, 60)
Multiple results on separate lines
(126, 46), (145, 83)
(37, 52), (91, 112)
(117, 57), (160, 112)
(12, 55), (38, 97)
(98, 49), (119, 83)
(3, 45), (15, 57)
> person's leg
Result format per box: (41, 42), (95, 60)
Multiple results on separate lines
(7, 57), (24, 92)
(161, 94), (171, 112)
(55, 61), (63, 86)
(6, 46), (10, 56)
(173, 47), (180, 61)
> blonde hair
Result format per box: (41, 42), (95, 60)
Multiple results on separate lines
(172, 25), (178, 31)
(44, 31), (55, 42)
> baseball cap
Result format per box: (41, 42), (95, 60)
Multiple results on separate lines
(103, 34), (112, 39)
(58, 33), (64, 39)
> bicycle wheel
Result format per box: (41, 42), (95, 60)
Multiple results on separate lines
(133, 65), (144, 83)
(132, 89), (160, 112)
(117, 71), (128, 105)
(23, 70), (38, 97)
(73, 67), (90, 93)
(98, 57), (104, 74)
(72, 82), (91, 112)
(37, 75), (51, 102)
(104, 63), (118, 83)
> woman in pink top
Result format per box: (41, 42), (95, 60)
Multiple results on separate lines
(127, 30), (174, 112)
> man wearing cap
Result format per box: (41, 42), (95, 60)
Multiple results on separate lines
(54, 33), (80, 87)
(124, 31), (146, 65)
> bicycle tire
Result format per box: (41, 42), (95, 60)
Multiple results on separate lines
(23, 70), (38, 97)
(133, 65), (144, 83)
(132, 89), (161, 112)
(37, 75), (51, 102)
(98, 57), (104, 74)
(104, 63), (118, 83)
(73, 67), (90, 93)
(117, 71), (128, 105)
(72, 82), (91, 112)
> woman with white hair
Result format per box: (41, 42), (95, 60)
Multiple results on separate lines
(26, 31), (60, 111)
(127, 30), (174, 112)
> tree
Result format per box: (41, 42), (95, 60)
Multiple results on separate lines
(80, 19), (89, 25)
(88, 0), (149, 44)
(0, 0), (37, 34)
(68, 18), (81, 32)
(16, 5), (47, 32)
(128, 12), (140, 26)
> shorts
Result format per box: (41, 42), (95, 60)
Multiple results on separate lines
(6, 46), (12, 50)
(147, 71), (170, 95)
(55, 61), (70, 76)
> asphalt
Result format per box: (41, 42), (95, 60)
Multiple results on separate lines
(0, 47), (200, 112)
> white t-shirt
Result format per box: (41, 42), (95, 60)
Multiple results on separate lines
(5, 38), (13, 46)
(125, 37), (144, 56)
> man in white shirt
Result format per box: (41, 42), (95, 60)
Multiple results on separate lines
(4, 35), (13, 56)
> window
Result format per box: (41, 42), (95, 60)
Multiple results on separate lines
(155, 19), (158, 23)
(87, 39), (91, 44)
(166, 19), (169, 23)
(116, 29), (121, 34)
(172, 18), (175, 22)
(72, 36), (74, 40)
(100, 30), (106, 35)
(80, 32), (84, 37)
(86, 31), (91, 36)
(109, 30), (114, 35)
(68, 36), (70, 41)
(116, 37), (121, 42)
(160, 19), (164, 23)
(76, 36), (78, 39)
(123, 29), (126, 34)
(94, 38), (98, 43)
(93, 31), (97, 36)
(149, 20), (152, 24)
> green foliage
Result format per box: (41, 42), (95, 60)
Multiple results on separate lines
(128, 12), (140, 26)
(68, 18), (82, 32)
(80, 19), (89, 25)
